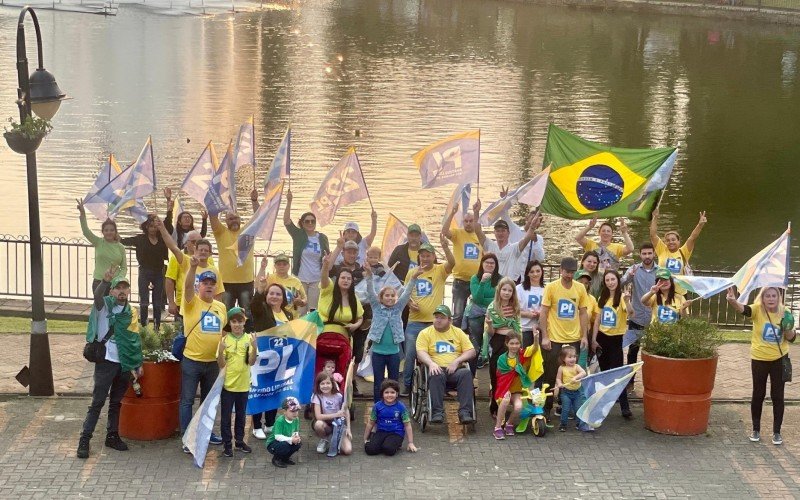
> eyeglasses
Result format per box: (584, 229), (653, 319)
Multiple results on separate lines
(303, 219), (316, 225)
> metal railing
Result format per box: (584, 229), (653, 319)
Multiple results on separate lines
(0, 235), (797, 328)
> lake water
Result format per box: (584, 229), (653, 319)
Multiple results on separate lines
(1, 0), (798, 270)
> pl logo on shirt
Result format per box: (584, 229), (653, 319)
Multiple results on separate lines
(557, 299), (576, 319)
(201, 312), (221, 333)
(601, 306), (617, 328)
(657, 306), (678, 324)
(435, 341), (456, 354)
(463, 243), (479, 260)
(665, 258), (682, 273)
(762, 323), (780, 343)
(527, 294), (541, 309)
(305, 241), (321, 254)
(416, 279), (433, 297)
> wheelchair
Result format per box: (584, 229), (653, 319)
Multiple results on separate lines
(409, 362), (477, 433)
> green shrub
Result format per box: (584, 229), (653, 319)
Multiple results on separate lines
(641, 318), (724, 360)
(140, 323), (179, 362)
(4, 116), (52, 140)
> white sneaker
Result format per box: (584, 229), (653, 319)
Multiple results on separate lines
(316, 439), (329, 453)
(263, 426), (273, 434)
(252, 427), (267, 440)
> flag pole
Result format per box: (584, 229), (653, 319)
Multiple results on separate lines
(251, 115), (257, 190)
(477, 128), (481, 201)
(287, 126), (292, 192)
(151, 136), (158, 214)
(353, 148), (374, 212)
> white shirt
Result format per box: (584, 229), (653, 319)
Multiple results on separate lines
(298, 234), (322, 283)
(97, 303), (125, 363)
(517, 284), (544, 331)
(483, 236), (545, 282)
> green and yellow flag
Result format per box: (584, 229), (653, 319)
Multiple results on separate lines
(541, 124), (677, 220)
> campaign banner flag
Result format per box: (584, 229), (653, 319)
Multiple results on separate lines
(479, 166), (550, 225)
(265, 128), (291, 192)
(674, 226), (791, 303)
(382, 213), (408, 260)
(541, 124), (676, 219)
(105, 137), (157, 217)
(218, 141), (237, 212)
(230, 181), (284, 266)
(310, 147), (369, 227)
(233, 116), (256, 172)
(442, 182), (472, 231)
(182, 368), (226, 468)
(84, 154), (124, 221)
(577, 362), (642, 428)
(246, 318), (318, 414)
(413, 130), (480, 189)
(181, 141), (220, 206)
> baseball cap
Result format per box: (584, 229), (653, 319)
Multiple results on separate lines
(419, 242), (436, 254)
(198, 270), (218, 283)
(573, 269), (592, 281)
(343, 222), (360, 233)
(223, 307), (247, 331)
(343, 240), (359, 250)
(433, 304), (452, 318)
(656, 268), (672, 280)
(560, 257), (578, 272)
(273, 251), (290, 263)
(408, 223), (422, 234)
(282, 396), (301, 411)
(111, 276), (130, 288)
(494, 220), (509, 230)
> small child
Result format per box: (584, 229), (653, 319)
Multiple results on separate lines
(365, 246), (388, 276)
(306, 359), (343, 420)
(267, 397), (303, 468)
(364, 379), (417, 456)
(555, 346), (590, 432)
(311, 372), (352, 456)
(493, 331), (538, 440)
(216, 307), (257, 457)
(486, 277), (522, 418)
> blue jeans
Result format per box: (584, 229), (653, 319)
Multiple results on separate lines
(267, 440), (302, 461)
(451, 279), (470, 332)
(180, 357), (220, 434)
(560, 388), (585, 426)
(466, 315), (485, 376)
(402, 321), (431, 388)
(138, 267), (164, 329)
(372, 351), (401, 402)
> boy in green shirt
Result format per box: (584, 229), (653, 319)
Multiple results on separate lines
(267, 397), (302, 468)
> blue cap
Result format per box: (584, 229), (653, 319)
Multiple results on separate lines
(198, 270), (217, 283)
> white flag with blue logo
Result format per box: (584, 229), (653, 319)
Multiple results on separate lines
(577, 362), (642, 428)
(97, 137), (157, 218)
(443, 182), (472, 230)
(230, 181), (284, 266)
(182, 368), (225, 468)
(84, 154), (124, 221)
(479, 166), (550, 225)
(265, 128), (290, 192)
(233, 116), (256, 172)
(181, 141), (218, 205)
(218, 141), (237, 212)
(310, 147), (369, 227)
(413, 130), (480, 189)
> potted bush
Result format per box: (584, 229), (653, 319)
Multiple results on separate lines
(3, 116), (52, 154)
(119, 322), (182, 441)
(640, 318), (724, 436)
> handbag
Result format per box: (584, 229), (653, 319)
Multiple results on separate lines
(678, 248), (694, 276)
(171, 304), (213, 361)
(765, 307), (792, 383)
(83, 328), (113, 363)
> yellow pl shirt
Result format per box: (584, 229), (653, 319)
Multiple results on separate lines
(213, 225), (255, 284)
(655, 239), (692, 295)
(406, 264), (449, 323)
(598, 299), (628, 336)
(222, 333), (252, 392)
(586, 295), (599, 329)
(583, 240), (626, 259)
(450, 228), (482, 281)
(183, 295), (228, 362)
(416, 325), (472, 367)
(542, 280), (589, 343)
(267, 273), (306, 316)
(165, 254), (224, 308)
(647, 294), (686, 325)
(317, 281), (364, 336)
(749, 303), (791, 362)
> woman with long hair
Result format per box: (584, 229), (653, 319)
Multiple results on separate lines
(485, 277), (522, 418)
(575, 217), (633, 272)
(77, 199), (126, 292)
(579, 251), (603, 298)
(163, 188), (208, 250)
(466, 253), (501, 375)
(516, 260), (546, 348)
(640, 269), (690, 324)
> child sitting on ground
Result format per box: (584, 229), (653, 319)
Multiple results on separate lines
(267, 397), (303, 468)
(555, 346), (591, 432)
(364, 379), (417, 456)
(311, 372), (352, 456)
(493, 331), (538, 440)
(216, 307), (257, 457)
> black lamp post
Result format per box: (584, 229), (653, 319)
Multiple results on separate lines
(8, 7), (68, 397)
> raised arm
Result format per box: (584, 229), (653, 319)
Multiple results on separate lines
(283, 189), (294, 226)
(619, 220), (634, 257)
(574, 216), (597, 249)
(320, 252), (335, 290)
(251, 188), (260, 212)
(685, 211), (707, 253)
(256, 256), (269, 283)
(155, 218), (184, 264)
(77, 199), (101, 246)
(515, 212), (540, 252)
(397, 268), (423, 308)
(649, 207), (660, 247)
(441, 203), (458, 239)
(725, 287), (745, 314)
(184, 256), (200, 304)
(440, 233), (455, 274)
(472, 199), (486, 245)
(94, 267), (114, 310)
(163, 188), (175, 234)
(199, 209), (208, 237)
(209, 212), (224, 235)
(364, 210), (378, 247)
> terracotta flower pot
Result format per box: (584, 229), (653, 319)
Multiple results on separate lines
(120, 361), (181, 441)
(642, 352), (718, 436)
(4, 131), (44, 155)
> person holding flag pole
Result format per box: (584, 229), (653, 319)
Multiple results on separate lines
(442, 199), (483, 332)
(284, 190), (330, 314)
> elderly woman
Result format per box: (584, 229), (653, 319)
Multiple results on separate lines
(575, 217), (633, 272)
(727, 286), (795, 446)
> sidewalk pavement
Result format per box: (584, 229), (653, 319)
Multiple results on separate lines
(0, 333), (797, 400)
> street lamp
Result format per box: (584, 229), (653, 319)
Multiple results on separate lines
(9, 7), (69, 397)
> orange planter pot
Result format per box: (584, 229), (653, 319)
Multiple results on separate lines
(642, 352), (718, 436)
(120, 361), (181, 441)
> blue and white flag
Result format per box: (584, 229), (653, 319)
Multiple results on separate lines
(577, 362), (642, 428)
(265, 128), (290, 192)
(181, 141), (218, 205)
(182, 368), (226, 468)
(84, 154), (124, 221)
(247, 318), (318, 414)
(229, 181), (284, 266)
(218, 141), (237, 212)
(413, 130), (480, 189)
(443, 182), (472, 230)
(233, 116), (256, 172)
(310, 147), (369, 227)
(104, 137), (157, 217)
(479, 166), (550, 225)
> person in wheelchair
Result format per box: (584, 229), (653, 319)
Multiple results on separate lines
(415, 305), (476, 424)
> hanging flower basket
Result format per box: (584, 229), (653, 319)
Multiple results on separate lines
(3, 116), (52, 155)
(4, 130), (44, 155)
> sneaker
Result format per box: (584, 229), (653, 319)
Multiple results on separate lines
(272, 456), (287, 468)
(252, 427), (267, 440)
(316, 439), (329, 453)
(235, 442), (252, 454)
(459, 412), (475, 425)
(749, 431), (761, 442)
(222, 445), (233, 458)
(76, 436), (90, 459)
(493, 427), (505, 440)
(476, 357), (487, 369)
(430, 413), (445, 424)
(182, 445), (191, 454)
(284, 457), (296, 465)
(104, 433), (129, 451)
(559, 424), (567, 432)
(553, 406), (562, 417)
(504, 424), (515, 436)
(209, 433), (223, 445)
(772, 433), (783, 446)
(621, 409), (633, 420)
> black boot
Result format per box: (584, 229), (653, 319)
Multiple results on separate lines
(77, 436), (90, 459)
(105, 432), (129, 451)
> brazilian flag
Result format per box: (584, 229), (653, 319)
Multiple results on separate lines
(541, 124), (677, 220)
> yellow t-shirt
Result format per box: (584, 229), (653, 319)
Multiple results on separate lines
(450, 228), (482, 281)
(749, 303), (791, 362)
(583, 240), (626, 258)
(406, 264), (449, 323)
(583, 240), (626, 271)
(598, 299), (628, 336)
(267, 273), (306, 316)
(318, 281), (364, 336)
(647, 294), (686, 324)
(416, 325), (472, 367)
(274, 310), (289, 325)
(407, 249), (419, 273)
(182, 295), (228, 362)
(561, 365), (581, 390)
(213, 225), (255, 284)
(222, 333), (252, 392)
(542, 280), (589, 343)
(586, 295), (599, 328)
(165, 254), (224, 308)
(655, 239), (692, 294)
